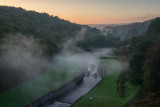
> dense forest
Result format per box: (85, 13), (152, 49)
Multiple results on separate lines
(117, 17), (160, 107)
(0, 6), (101, 56)
(77, 34), (121, 51)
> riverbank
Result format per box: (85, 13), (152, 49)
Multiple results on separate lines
(73, 59), (140, 107)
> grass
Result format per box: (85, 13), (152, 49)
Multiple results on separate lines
(0, 68), (80, 107)
(73, 59), (140, 107)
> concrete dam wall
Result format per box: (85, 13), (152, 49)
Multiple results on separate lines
(24, 73), (85, 107)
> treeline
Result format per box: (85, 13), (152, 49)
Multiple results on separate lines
(77, 34), (121, 51)
(101, 19), (151, 40)
(0, 6), (100, 92)
(118, 18), (160, 107)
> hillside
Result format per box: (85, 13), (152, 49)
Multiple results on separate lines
(77, 18), (160, 107)
(0, 6), (101, 56)
(88, 19), (152, 40)
(118, 17), (160, 107)
(0, 6), (101, 93)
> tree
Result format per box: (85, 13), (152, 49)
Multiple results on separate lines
(129, 53), (144, 84)
(142, 42), (160, 92)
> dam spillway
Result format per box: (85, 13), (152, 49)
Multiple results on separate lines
(24, 49), (110, 107)
(42, 61), (106, 107)
(43, 77), (101, 107)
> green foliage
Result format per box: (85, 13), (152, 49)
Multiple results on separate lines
(116, 70), (127, 97)
(143, 69), (157, 92)
(142, 43), (160, 92)
(118, 46), (129, 56)
(0, 69), (80, 107)
(146, 18), (160, 39)
(127, 18), (160, 86)
(77, 34), (121, 50)
(135, 91), (160, 107)
(135, 41), (152, 54)
(117, 69), (141, 99)
(128, 53), (144, 84)
(73, 59), (140, 107)
(0, 6), (101, 92)
(0, 6), (100, 56)
(125, 17), (160, 106)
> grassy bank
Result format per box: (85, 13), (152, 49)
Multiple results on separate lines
(73, 59), (140, 107)
(0, 68), (80, 107)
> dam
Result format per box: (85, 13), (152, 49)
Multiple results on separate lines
(24, 48), (110, 107)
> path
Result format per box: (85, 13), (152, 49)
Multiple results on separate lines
(43, 77), (101, 107)
(42, 48), (111, 107)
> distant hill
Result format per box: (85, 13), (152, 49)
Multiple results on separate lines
(88, 19), (154, 40)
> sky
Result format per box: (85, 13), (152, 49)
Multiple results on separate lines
(0, 0), (160, 24)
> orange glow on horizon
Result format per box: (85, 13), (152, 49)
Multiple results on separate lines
(0, 0), (160, 24)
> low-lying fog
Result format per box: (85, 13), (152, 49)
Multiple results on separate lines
(0, 28), (121, 86)
(92, 48), (113, 58)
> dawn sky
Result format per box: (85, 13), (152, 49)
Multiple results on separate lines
(0, 0), (160, 24)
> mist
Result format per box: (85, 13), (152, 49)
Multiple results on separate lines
(53, 27), (105, 78)
(61, 27), (87, 54)
(0, 34), (52, 80)
(0, 27), (104, 91)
